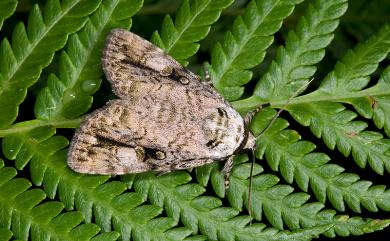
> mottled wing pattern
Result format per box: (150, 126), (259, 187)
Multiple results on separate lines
(68, 100), (150, 174)
(68, 29), (248, 175)
(102, 29), (215, 99)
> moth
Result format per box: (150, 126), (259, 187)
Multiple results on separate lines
(67, 29), (256, 177)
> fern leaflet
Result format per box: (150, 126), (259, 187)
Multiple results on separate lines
(0, 160), (119, 240)
(34, 0), (143, 121)
(151, 0), (234, 65)
(288, 25), (390, 174)
(228, 160), (390, 237)
(251, 108), (390, 213)
(0, 0), (101, 128)
(233, 0), (348, 112)
(0, 0), (17, 30)
(2, 130), (197, 240)
(123, 171), (333, 241)
(207, 0), (304, 101)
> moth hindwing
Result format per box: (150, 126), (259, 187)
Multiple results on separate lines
(67, 29), (255, 175)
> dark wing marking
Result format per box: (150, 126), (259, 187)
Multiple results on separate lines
(102, 29), (213, 98)
(67, 100), (151, 174)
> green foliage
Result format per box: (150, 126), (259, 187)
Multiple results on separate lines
(286, 25), (390, 174)
(0, 0), (17, 30)
(0, 0), (101, 128)
(252, 108), (390, 213)
(0, 159), (119, 240)
(34, 0), (143, 120)
(207, 0), (305, 100)
(151, 0), (234, 65)
(0, 0), (389, 240)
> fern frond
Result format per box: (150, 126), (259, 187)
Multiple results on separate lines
(251, 108), (390, 213)
(0, 0), (101, 128)
(0, 160), (119, 240)
(358, 66), (390, 136)
(2, 126), (67, 170)
(286, 25), (390, 174)
(34, 0), (143, 121)
(312, 24), (390, 97)
(227, 158), (390, 236)
(0, 0), (17, 30)
(290, 102), (390, 174)
(2, 130), (195, 240)
(311, 25), (390, 135)
(233, 0), (348, 112)
(151, 0), (234, 65)
(123, 171), (334, 241)
(322, 216), (390, 238)
(0, 228), (12, 241)
(194, 155), (250, 198)
(207, 0), (304, 101)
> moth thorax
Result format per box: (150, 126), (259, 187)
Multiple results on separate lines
(203, 107), (245, 158)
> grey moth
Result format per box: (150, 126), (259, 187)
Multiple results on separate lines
(67, 29), (255, 175)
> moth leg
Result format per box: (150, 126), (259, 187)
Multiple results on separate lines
(244, 106), (264, 126)
(222, 155), (235, 188)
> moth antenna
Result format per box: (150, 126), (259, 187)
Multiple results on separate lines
(248, 147), (255, 224)
(255, 78), (314, 138)
(246, 78), (314, 224)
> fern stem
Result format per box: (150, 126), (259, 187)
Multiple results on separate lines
(233, 88), (390, 112)
(0, 117), (83, 137)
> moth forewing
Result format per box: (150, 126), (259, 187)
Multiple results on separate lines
(67, 29), (255, 176)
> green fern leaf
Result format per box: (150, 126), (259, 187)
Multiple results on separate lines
(0, 228), (12, 241)
(310, 25), (390, 135)
(0, 0), (101, 128)
(2, 129), (195, 240)
(207, 0), (304, 101)
(0, 0), (17, 30)
(357, 65), (390, 135)
(233, 0), (348, 112)
(34, 0), (143, 121)
(227, 158), (390, 237)
(151, 0), (234, 65)
(0, 160), (119, 240)
(2, 126), (67, 170)
(287, 25), (390, 174)
(290, 102), (390, 174)
(251, 108), (390, 213)
(122, 171), (333, 241)
(313, 24), (390, 96)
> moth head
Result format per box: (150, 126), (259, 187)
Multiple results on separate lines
(203, 107), (246, 157)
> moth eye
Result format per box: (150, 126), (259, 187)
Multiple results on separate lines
(160, 66), (173, 76)
(206, 140), (222, 149)
(179, 77), (189, 85)
(155, 151), (166, 160)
